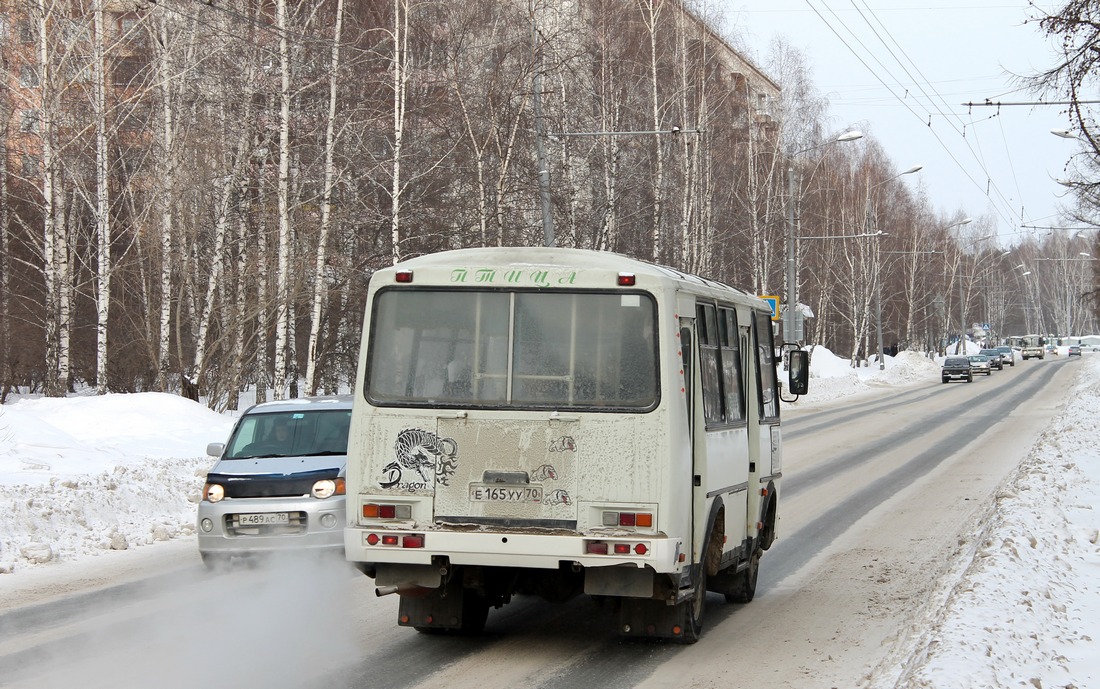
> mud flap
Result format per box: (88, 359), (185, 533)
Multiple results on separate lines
(617, 567), (703, 642)
(585, 564), (654, 598)
(397, 572), (489, 633)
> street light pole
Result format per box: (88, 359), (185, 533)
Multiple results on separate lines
(785, 164), (796, 342)
(946, 218), (975, 353)
(782, 129), (862, 344)
(868, 165), (923, 369)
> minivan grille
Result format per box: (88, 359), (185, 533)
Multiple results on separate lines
(207, 468), (339, 498)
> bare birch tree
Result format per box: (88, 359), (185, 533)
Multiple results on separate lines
(388, 0), (410, 264)
(272, 0), (294, 399)
(639, 0), (666, 262)
(92, 0), (111, 394)
(305, 0), (346, 395)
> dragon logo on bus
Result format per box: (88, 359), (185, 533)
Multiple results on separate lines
(532, 464), (557, 482)
(548, 436), (576, 453)
(380, 428), (459, 489)
(543, 489), (572, 506)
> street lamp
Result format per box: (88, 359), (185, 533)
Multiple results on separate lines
(784, 129), (864, 344)
(869, 165), (924, 369)
(940, 218), (974, 354)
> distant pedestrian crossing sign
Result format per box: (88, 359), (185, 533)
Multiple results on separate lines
(760, 295), (780, 321)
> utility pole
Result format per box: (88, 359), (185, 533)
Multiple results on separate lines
(785, 165), (796, 343)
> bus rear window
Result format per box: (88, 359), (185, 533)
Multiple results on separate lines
(367, 289), (658, 410)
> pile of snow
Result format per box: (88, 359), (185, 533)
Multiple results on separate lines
(0, 393), (235, 571)
(787, 345), (941, 406)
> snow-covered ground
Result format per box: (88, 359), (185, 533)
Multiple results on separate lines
(0, 346), (1097, 688)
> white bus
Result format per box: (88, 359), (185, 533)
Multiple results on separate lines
(344, 247), (808, 642)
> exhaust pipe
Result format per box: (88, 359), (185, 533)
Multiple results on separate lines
(375, 584), (435, 598)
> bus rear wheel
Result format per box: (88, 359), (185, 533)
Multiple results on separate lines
(724, 549), (760, 604)
(674, 563), (707, 644)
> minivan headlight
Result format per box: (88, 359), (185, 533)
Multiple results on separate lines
(203, 483), (225, 503)
(312, 478), (346, 499)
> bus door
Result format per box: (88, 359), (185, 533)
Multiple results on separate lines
(751, 310), (781, 534)
(679, 313), (703, 564)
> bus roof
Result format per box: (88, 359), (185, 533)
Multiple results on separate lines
(377, 247), (766, 308)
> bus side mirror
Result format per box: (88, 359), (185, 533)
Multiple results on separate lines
(788, 350), (809, 396)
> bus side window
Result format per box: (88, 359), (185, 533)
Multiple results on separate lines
(720, 307), (744, 423)
(753, 311), (779, 420)
(680, 322), (693, 423)
(696, 303), (724, 426)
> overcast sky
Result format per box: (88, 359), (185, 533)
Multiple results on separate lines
(718, 0), (1077, 247)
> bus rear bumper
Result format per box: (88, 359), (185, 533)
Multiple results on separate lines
(344, 527), (683, 575)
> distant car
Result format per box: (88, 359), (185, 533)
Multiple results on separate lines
(995, 346), (1016, 367)
(968, 354), (993, 376)
(197, 395), (352, 568)
(978, 349), (1004, 371)
(1069, 344), (1082, 356)
(942, 356), (973, 383)
(1047, 345), (1058, 355)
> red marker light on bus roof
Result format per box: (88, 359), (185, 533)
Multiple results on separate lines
(617, 272), (636, 286)
(395, 270), (414, 283)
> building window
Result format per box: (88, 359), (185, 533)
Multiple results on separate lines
(20, 109), (40, 134)
(66, 57), (93, 84)
(113, 56), (147, 87)
(22, 154), (40, 177)
(18, 20), (34, 44)
(20, 65), (40, 88)
(120, 105), (149, 131)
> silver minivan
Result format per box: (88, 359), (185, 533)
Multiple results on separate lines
(197, 396), (352, 568)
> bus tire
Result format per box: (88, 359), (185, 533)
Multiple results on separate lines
(724, 549), (760, 604)
(759, 491), (778, 551)
(674, 562), (707, 644)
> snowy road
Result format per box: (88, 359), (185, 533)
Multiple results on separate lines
(0, 358), (1077, 689)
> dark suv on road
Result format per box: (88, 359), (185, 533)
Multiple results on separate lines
(941, 356), (973, 383)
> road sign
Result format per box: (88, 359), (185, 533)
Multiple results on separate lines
(760, 295), (780, 321)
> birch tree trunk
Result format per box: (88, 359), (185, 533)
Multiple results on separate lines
(93, 0), (111, 394)
(153, 15), (177, 392)
(640, 0), (665, 262)
(306, 0), (345, 395)
(390, 0), (409, 264)
(272, 0), (293, 399)
(0, 111), (8, 399)
(676, 6), (693, 270)
(255, 153), (270, 406)
(596, 27), (620, 252)
(34, 0), (63, 397)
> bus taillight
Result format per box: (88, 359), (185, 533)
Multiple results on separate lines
(363, 503), (412, 520)
(602, 511), (654, 528)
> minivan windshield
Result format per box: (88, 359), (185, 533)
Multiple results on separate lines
(224, 410), (351, 460)
(367, 288), (658, 410)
